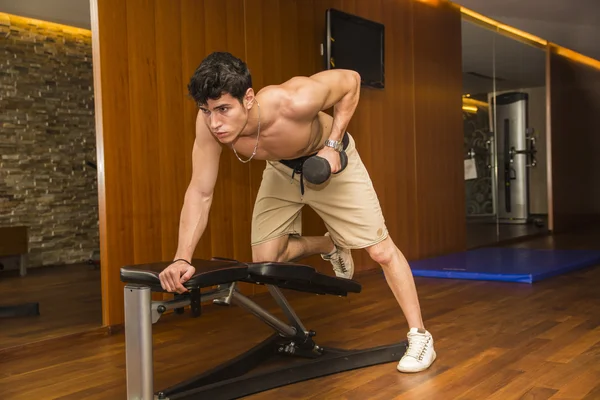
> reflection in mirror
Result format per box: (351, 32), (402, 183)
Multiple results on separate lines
(0, 13), (102, 351)
(461, 18), (548, 248)
(489, 27), (548, 243)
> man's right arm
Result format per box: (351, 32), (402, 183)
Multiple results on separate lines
(160, 112), (221, 293)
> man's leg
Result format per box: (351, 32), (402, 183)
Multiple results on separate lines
(252, 234), (335, 262)
(364, 235), (435, 373)
(251, 160), (342, 264)
(252, 232), (353, 280)
(297, 133), (435, 373)
(250, 150), (356, 275)
(364, 236), (424, 329)
(252, 231), (435, 373)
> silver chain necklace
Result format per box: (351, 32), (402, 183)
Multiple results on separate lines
(232, 100), (260, 163)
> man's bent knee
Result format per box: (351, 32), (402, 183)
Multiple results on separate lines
(252, 235), (289, 262)
(365, 236), (397, 266)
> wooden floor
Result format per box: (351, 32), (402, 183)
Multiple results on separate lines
(0, 263), (102, 351)
(1, 229), (600, 399)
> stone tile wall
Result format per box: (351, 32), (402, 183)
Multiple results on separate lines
(0, 14), (99, 267)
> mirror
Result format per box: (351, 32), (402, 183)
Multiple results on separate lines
(462, 17), (549, 248)
(0, 15), (102, 351)
(490, 27), (549, 242)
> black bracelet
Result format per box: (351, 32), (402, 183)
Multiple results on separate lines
(172, 258), (192, 266)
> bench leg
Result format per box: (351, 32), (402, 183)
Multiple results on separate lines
(124, 284), (154, 400)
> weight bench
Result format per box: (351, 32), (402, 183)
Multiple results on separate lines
(120, 258), (407, 400)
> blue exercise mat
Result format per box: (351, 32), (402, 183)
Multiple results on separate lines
(409, 247), (600, 283)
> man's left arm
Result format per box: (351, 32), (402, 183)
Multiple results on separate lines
(306, 69), (361, 142)
(286, 69), (361, 172)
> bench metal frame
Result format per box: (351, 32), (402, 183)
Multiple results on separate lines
(125, 280), (406, 400)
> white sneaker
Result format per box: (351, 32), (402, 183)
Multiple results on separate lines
(321, 232), (354, 279)
(397, 328), (436, 373)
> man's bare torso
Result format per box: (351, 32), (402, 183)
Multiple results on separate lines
(226, 85), (335, 161)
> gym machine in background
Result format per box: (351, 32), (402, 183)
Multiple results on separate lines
(492, 92), (538, 225)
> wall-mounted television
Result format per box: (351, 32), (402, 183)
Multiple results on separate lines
(324, 9), (385, 89)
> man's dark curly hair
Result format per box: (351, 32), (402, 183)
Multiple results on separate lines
(188, 52), (252, 107)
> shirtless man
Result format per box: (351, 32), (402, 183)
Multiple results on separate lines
(159, 52), (436, 373)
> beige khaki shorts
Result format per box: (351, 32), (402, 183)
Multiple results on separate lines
(251, 133), (388, 249)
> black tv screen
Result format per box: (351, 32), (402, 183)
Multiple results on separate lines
(325, 9), (385, 89)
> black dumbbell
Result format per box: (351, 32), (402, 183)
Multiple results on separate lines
(302, 151), (348, 185)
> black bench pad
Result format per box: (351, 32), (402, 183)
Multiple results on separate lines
(246, 261), (361, 296)
(120, 258), (248, 290)
(120, 258), (362, 296)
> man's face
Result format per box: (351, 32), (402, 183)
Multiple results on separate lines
(199, 92), (250, 144)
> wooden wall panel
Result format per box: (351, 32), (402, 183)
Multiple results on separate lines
(91, 0), (134, 325)
(549, 50), (600, 232)
(412, 0), (466, 258)
(155, 0), (186, 260)
(126, 0), (163, 265)
(92, 0), (465, 326)
(382, 0), (418, 259)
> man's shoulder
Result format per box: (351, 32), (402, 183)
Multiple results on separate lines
(258, 85), (291, 112)
(259, 76), (318, 118)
